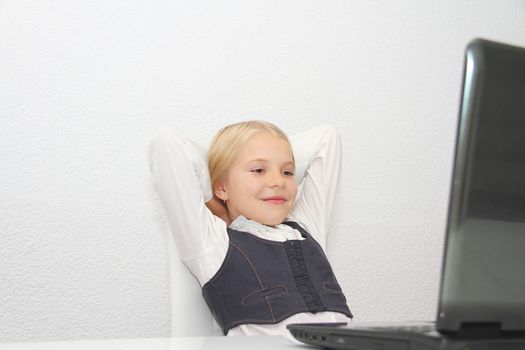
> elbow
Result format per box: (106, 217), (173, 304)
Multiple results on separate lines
(320, 124), (342, 154)
(148, 127), (177, 174)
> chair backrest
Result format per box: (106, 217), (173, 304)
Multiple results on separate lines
(167, 225), (221, 336)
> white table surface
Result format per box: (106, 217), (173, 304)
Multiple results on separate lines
(0, 336), (309, 350)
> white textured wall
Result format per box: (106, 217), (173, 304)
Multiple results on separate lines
(1, 0), (524, 343)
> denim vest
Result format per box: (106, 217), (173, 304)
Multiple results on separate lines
(202, 221), (353, 335)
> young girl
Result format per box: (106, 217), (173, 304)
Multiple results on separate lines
(148, 120), (352, 337)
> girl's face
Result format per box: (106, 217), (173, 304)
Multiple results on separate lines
(215, 131), (297, 226)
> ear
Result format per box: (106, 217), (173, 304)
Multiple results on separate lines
(214, 180), (229, 201)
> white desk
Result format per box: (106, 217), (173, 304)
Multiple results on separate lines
(0, 336), (306, 350)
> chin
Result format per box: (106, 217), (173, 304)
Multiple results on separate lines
(246, 208), (290, 227)
(259, 215), (287, 227)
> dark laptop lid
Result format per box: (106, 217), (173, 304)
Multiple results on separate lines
(437, 39), (525, 335)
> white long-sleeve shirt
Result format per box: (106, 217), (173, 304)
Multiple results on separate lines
(148, 124), (350, 336)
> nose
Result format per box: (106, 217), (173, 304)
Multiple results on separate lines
(267, 169), (285, 188)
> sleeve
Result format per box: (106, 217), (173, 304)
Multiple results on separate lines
(288, 124), (343, 249)
(148, 127), (228, 285)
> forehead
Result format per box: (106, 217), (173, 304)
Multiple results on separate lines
(236, 131), (293, 162)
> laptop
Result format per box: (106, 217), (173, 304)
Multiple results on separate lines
(288, 38), (525, 349)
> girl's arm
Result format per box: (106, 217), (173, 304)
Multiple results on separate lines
(148, 128), (228, 285)
(205, 197), (230, 226)
(288, 124), (343, 249)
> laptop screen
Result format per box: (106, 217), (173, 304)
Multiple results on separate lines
(438, 39), (525, 333)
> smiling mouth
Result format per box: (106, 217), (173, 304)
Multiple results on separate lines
(263, 197), (286, 205)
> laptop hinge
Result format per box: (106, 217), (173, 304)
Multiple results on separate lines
(458, 322), (502, 337)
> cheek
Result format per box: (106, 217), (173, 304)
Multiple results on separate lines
(288, 180), (298, 196)
(232, 177), (262, 198)
(247, 180), (266, 196)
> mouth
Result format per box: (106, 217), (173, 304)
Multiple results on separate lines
(262, 196), (286, 205)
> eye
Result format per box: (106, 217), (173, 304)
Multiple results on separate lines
(283, 170), (295, 176)
(250, 168), (265, 174)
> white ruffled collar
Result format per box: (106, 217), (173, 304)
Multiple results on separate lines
(229, 215), (303, 241)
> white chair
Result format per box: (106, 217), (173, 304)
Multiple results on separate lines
(167, 225), (222, 336)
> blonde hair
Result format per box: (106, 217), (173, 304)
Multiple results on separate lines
(208, 120), (292, 196)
